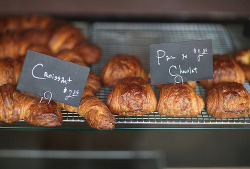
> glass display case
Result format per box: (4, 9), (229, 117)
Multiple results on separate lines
(1, 1), (250, 169)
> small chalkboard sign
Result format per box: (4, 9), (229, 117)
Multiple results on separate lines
(150, 39), (213, 85)
(17, 50), (90, 107)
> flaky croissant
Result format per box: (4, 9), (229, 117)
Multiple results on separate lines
(234, 48), (250, 81)
(0, 14), (101, 65)
(101, 54), (148, 87)
(107, 77), (157, 115)
(199, 54), (245, 88)
(0, 58), (22, 86)
(57, 89), (116, 130)
(157, 83), (204, 117)
(0, 32), (31, 59)
(206, 82), (250, 118)
(0, 84), (62, 127)
(0, 15), (53, 34)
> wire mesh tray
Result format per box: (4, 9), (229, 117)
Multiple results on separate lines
(1, 22), (250, 130)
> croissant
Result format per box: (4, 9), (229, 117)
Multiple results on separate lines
(206, 82), (250, 118)
(49, 24), (85, 53)
(157, 83), (204, 117)
(0, 14), (101, 65)
(0, 32), (31, 59)
(199, 54), (245, 88)
(0, 58), (22, 86)
(56, 49), (85, 63)
(58, 89), (116, 130)
(19, 29), (51, 46)
(73, 41), (102, 65)
(0, 84), (62, 127)
(101, 54), (148, 87)
(234, 48), (250, 81)
(107, 77), (157, 115)
(0, 15), (53, 33)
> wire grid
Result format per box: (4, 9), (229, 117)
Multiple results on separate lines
(9, 23), (250, 128)
(225, 24), (250, 51)
(89, 23), (250, 126)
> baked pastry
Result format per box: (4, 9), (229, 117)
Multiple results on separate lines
(0, 84), (62, 127)
(0, 32), (31, 59)
(73, 41), (102, 65)
(234, 48), (250, 81)
(0, 15), (53, 33)
(0, 14), (101, 65)
(48, 24), (85, 53)
(0, 58), (22, 86)
(199, 54), (245, 88)
(58, 88), (116, 130)
(206, 82), (250, 118)
(56, 49), (85, 63)
(157, 83), (204, 117)
(101, 54), (148, 87)
(107, 77), (157, 115)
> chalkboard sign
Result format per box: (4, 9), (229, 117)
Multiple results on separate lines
(17, 50), (90, 107)
(150, 39), (213, 85)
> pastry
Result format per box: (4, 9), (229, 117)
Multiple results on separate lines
(107, 77), (157, 115)
(199, 54), (245, 88)
(0, 84), (62, 127)
(0, 58), (22, 86)
(0, 14), (101, 64)
(206, 82), (250, 118)
(101, 54), (148, 87)
(157, 83), (204, 117)
(74, 41), (102, 65)
(57, 88), (116, 130)
(234, 48), (250, 81)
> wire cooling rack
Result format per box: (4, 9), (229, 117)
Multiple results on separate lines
(90, 23), (250, 129)
(225, 24), (250, 51)
(1, 22), (250, 130)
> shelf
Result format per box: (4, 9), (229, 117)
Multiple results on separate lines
(1, 22), (250, 130)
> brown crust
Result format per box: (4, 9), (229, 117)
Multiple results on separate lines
(157, 83), (204, 117)
(49, 24), (84, 53)
(58, 88), (116, 130)
(0, 15), (101, 65)
(0, 58), (22, 86)
(234, 48), (250, 81)
(107, 77), (157, 115)
(199, 54), (245, 88)
(73, 41), (102, 65)
(206, 82), (250, 118)
(0, 84), (62, 127)
(101, 54), (148, 87)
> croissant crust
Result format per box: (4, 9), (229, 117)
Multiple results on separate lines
(199, 54), (245, 88)
(107, 77), (157, 115)
(101, 54), (148, 87)
(157, 83), (204, 117)
(0, 84), (62, 127)
(206, 82), (250, 118)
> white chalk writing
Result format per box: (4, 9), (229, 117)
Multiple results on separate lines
(156, 50), (176, 65)
(32, 63), (72, 85)
(193, 48), (208, 62)
(39, 91), (52, 104)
